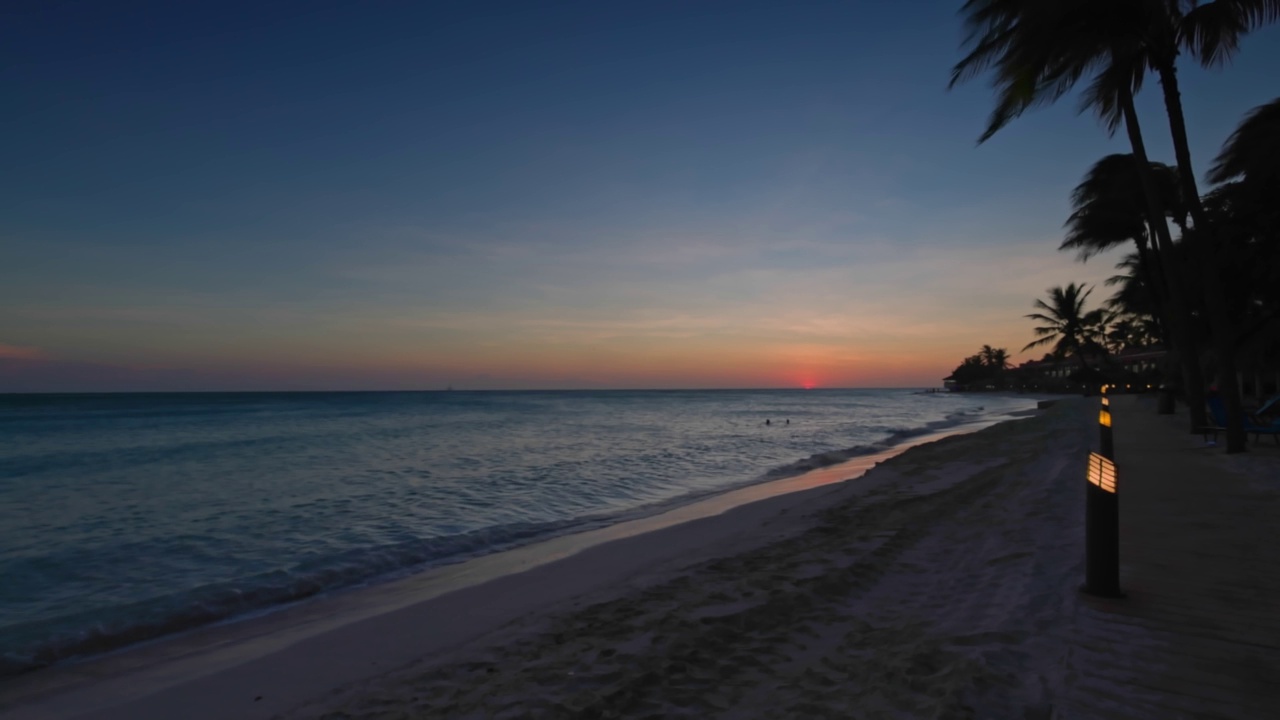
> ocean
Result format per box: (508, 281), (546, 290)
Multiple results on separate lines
(0, 388), (1037, 674)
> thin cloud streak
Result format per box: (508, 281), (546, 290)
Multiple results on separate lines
(0, 344), (45, 361)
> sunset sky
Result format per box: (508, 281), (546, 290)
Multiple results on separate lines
(3, 1), (1278, 391)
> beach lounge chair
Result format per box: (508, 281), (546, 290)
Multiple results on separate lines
(1206, 396), (1280, 445)
(1256, 394), (1280, 420)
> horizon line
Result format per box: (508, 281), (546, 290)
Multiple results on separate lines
(0, 386), (950, 396)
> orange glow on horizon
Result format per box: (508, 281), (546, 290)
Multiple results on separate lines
(792, 370), (821, 390)
(168, 339), (974, 391)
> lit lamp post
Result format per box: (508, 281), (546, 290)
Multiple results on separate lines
(1083, 451), (1122, 597)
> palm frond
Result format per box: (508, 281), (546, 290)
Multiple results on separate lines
(1181, 1), (1249, 66)
(1178, 0), (1280, 67)
(1026, 323), (1061, 336)
(1029, 300), (1056, 315)
(1021, 335), (1058, 352)
(1075, 59), (1145, 135)
(1208, 97), (1280, 183)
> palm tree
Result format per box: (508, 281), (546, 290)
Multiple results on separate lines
(1061, 154), (1183, 262)
(1208, 95), (1280, 248)
(1208, 99), (1280, 374)
(949, 0), (1272, 448)
(954, 0), (1277, 230)
(951, 2), (1212, 427)
(1059, 154), (1180, 342)
(1023, 284), (1109, 377)
(1208, 98), (1280, 264)
(1152, 2), (1280, 232)
(1105, 252), (1174, 349)
(1059, 154), (1213, 417)
(979, 344), (1011, 370)
(1152, 3), (1277, 451)
(1207, 98), (1280, 265)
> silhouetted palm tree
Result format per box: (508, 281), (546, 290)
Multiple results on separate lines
(1023, 284), (1109, 374)
(1155, 2), (1279, 229)
(1155, 3), (1277, 449)
(950, 0), (1273, 447)
(954, 0), (1277, 227)
(1208, 100), (1280, 261)
(1060, 155), (1182, 344)
(984, 345), (1012, 370)
(1208, 99), (1280, 374)
(1104, 252), (1169, 348)
(1061, 154), (1182, 261)
(952, 3), (1212, 427)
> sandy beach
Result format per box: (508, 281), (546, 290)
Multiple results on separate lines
(282, 399), (1092, 720)
(1, 398), (1095, 719)
(10, 2), (1278, 717)
(11, 395), (1276, 719)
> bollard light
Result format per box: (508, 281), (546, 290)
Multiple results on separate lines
(1087, 451), (1116, 493)
(1083, 452), (1122, 597)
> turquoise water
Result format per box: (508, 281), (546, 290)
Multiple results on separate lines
(0, 389), (1035, 673)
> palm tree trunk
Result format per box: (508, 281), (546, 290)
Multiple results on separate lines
(1119, 89), (1209, 430)
(1134, 229), (1168, 345)
(1155, 62), (1247, 452)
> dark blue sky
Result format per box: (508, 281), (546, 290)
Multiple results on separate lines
(3, 1), (1278, 390)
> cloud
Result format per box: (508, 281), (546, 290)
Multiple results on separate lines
(0, 343), (44, 361)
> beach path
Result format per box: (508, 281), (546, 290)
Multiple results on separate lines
(1057, 394), (1280, 719)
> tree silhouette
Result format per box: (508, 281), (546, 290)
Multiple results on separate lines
(1210, 97), (1280, 182)
(950, 0), (1277, 448)
(1208, 99), (1280, 384)
(1057, 154), (1214, 416)
(1023, 283), (1109, 374)
(980, 344), (1012, 370)
(1059, 154), (1183, 343)
(946, 345), (1015, 389)
(1104, 252), (1169, 351)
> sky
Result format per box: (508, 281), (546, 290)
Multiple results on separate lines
(3, 0), (1278, 392)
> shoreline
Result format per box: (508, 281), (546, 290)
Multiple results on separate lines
(0, 401), (1057, 719)
(0, 399), (1038, 680)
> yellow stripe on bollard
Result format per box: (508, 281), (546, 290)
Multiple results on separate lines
(1087, 452), (1116, 493)
(1099, 409), (1111, 428)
